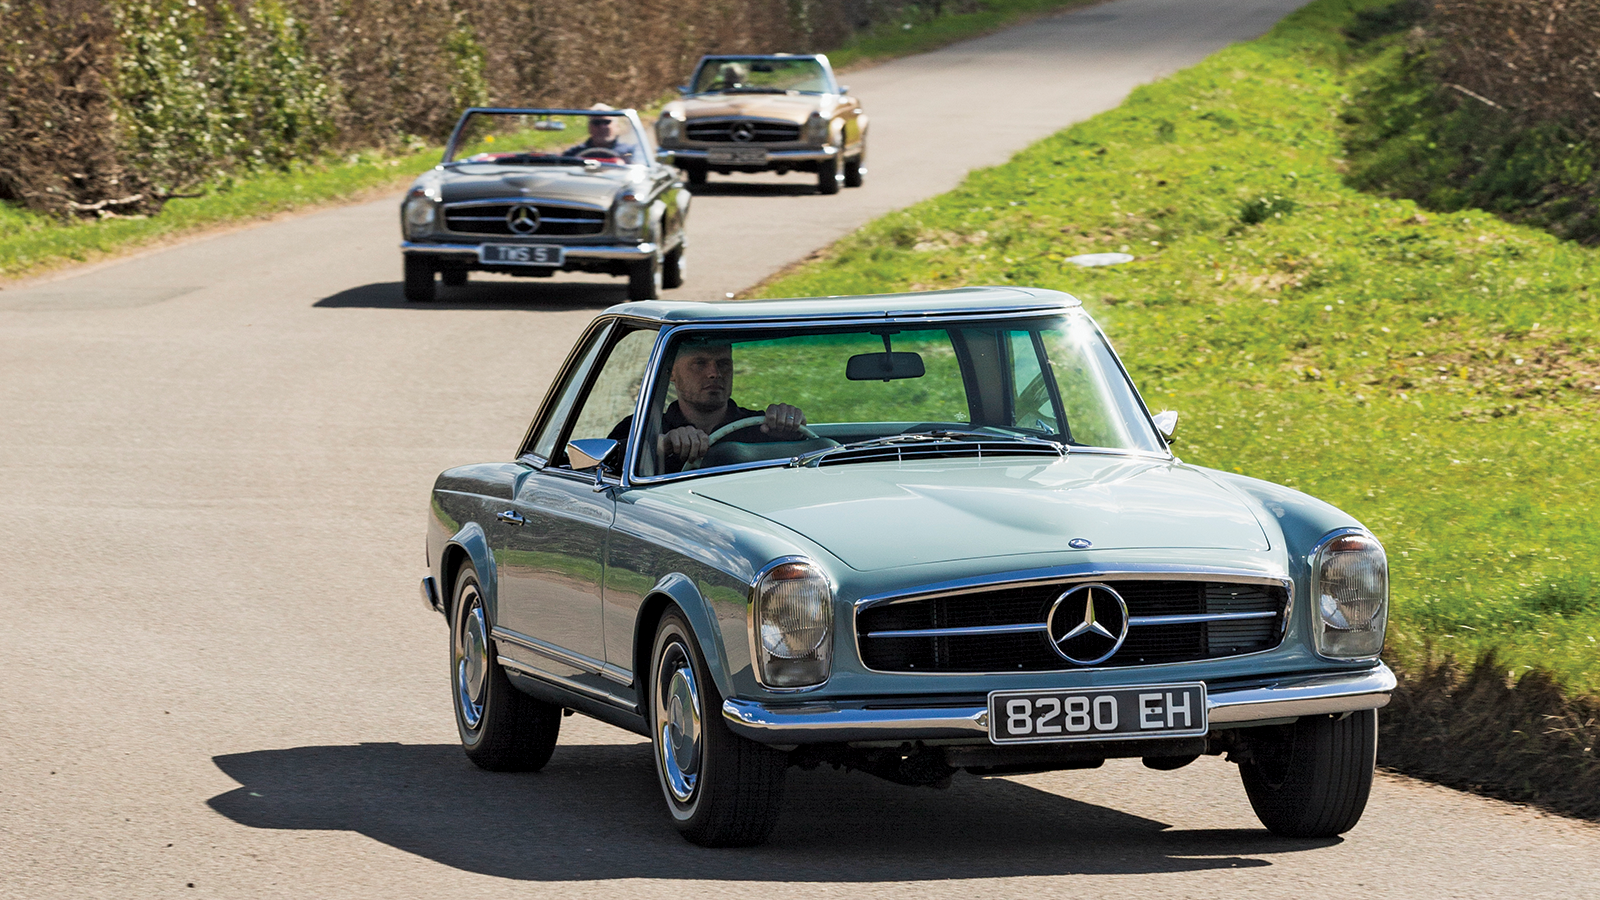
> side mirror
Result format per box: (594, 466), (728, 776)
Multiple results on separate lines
(567, 438), (622, 473)
(677, 85), (690, 95)
(838, 84), (850, 94)
(1151, 410), (1179, 444)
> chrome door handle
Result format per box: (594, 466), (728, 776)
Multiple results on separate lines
(496, 510), (525, 525)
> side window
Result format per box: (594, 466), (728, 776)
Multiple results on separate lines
(560, 328), (659, 465)
(528, 324), (611, 462)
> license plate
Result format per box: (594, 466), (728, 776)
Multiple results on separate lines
(707, 147), (768, 165)
(480, 244), (564, 266)
(987, 683), (1207, 744)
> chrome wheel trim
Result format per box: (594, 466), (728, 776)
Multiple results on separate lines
(654, 639), (702, 804)
(454, 587), (489, 730)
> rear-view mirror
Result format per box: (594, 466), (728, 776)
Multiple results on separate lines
(847, 351), (926, 382)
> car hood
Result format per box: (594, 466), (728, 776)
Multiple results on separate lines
(433, 164), (637, 205)
(668, 93), (833, 125)
(689, 454), (1271, 572)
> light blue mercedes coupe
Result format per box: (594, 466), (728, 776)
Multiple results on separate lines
(421, 287), (1394, 846)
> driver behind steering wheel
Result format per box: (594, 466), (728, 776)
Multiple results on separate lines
(608, 337), (806, 473)
(564, 103), (638, 162)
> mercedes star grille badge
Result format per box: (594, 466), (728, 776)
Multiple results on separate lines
(506, 204), (541, 235)
(1046, 583), (1129, 666)
(730, 122), (756, 143)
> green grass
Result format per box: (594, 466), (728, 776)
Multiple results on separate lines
(826, 0), (1099, 70)
(0, 144), (442, 281)
(753, 0), (1600, 696)
(0, 0), (1096, 283)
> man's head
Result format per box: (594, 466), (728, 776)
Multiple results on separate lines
(670, 338), (733, 414)
(587, 115), (617, 145)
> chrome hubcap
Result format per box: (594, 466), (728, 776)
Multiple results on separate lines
(655, 641), (702, 803)
(455, 590), (489, 730)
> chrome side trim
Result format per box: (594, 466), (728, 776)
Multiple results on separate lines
(420, 576), (442, 614)
(601, 664), (634, 687)
(400, 241), (657, 260)
(497, 656), (639, 713)
(719, 663), (1395, 743)
(491, 626), (606, 675)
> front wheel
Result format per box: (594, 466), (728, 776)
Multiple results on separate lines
(683, 164), (707, 186)
(403, 255), (436, 302)
(651, 610), (786, 846)
(816, 154), (841, 195)
(451, 563), (561, 771)
(844, 148), (866, 188)
(1238, 709), (1376, 837)
(662, 244), (686, 289)
(627, 253), (662, 301)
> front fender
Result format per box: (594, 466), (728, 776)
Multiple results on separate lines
(438, 522), (498, 622)
(635, 572), (738, 702)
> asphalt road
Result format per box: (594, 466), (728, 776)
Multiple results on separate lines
(3, 0), (1598, 897)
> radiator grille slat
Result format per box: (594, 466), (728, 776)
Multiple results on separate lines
(686, 120), (802, 143)
(857, 579), (1287, 672)
(443, 203), (606, 236)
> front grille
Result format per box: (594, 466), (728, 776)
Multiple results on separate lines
(686, 119), (802, 143)
(443, 202), (606, 236)
(856, 579), (1287, 672)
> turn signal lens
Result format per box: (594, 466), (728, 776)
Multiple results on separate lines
(754, 561), (832, 687)
(1312, 532), (1388, 659)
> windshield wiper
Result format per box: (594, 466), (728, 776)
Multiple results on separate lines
(791, 430), (1064, 468)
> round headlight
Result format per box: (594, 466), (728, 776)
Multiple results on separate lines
(1312, 532), (1388, 659)
(754, 560), (832, 687)
(404, 196), (435, 229)
(803, 113), (830, 145)
(614, 202), (647, 232)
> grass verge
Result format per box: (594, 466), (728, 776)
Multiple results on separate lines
(0, 0), (1097, 286)
(751, 0), (1600, 817)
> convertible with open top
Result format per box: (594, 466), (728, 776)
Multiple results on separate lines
(399, 107), (689, 302)
(420, 287), (1394, 846)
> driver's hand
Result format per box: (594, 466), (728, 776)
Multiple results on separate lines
(763, 404), (806, 436)
(659, 426), (710, 463)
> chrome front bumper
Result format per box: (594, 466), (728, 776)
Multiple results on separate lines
(400, 241), (657, 260)
(658, 147), (837, 165)
(721, 663), (1396, 743)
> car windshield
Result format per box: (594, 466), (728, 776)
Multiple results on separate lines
(691, 57), (832, 94)
(444, 111), (651, 167)
(628, 311), (1166, 478)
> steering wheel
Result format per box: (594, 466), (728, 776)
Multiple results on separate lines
(680, 416), (819, 470)
(576, 147), (624, 162)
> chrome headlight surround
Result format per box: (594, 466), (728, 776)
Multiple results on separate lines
(750, 558), (832, 689)
(402, 187), (436, 237)
(1310, 530), (1389, 659)
(803, 112), (830, 145)
(657, 114), (683, 145)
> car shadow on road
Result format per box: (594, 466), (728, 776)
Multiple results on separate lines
(686, 181), (824, 197)
(314, 281), (628, 310)
(208, 742), (1335, 881)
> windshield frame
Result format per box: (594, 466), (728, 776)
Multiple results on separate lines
(441, 107), (658, 168)
(619, 311), (1172, 487)
(686, 54), (839, 97)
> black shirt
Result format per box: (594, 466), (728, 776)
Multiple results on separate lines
(609, 399), (776, 474)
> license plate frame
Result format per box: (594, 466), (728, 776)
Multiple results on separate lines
(479, 243), (564, 266)
(707, 147), (769, 165)
(987, 683), (1208, 745)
